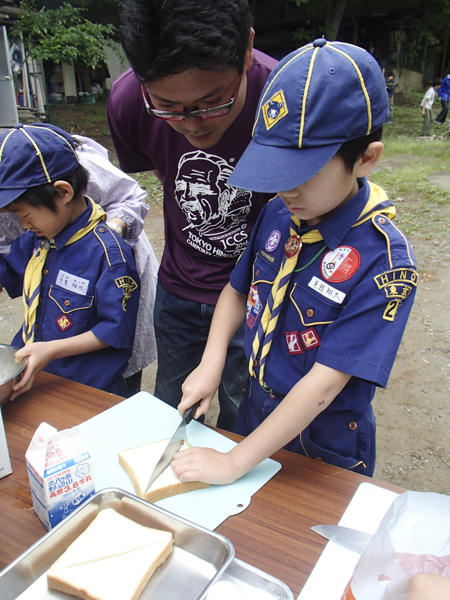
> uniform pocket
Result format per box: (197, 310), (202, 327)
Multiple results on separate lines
(46, 285), (96, 339)
(300, 408), (375, 474)
(49, 285), (94, 314)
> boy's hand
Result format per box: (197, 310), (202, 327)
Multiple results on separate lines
(171, 446), (240, 485)
(11, 342), (57, 400)
(178, 361), (222, 419)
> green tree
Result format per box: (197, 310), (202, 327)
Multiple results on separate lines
(10, 1), (121, 69)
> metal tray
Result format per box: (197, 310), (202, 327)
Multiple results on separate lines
(207, 558), (294, 599)
(0, 488), (234, 600)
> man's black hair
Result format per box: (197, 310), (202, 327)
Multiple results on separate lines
(119, 0), (253, 83)
(334, 129), (383, 173)
(16, 164), (89, 212)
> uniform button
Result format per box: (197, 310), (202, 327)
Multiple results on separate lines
(64, 300), (70, 307)
(255, 269), (259, 276)
(269, 393), (276, 399)
(35, 324), (39, 330)
(348, 421), (358, 431)
(379, 217), (386, 225)
(307, 308), (314, 317)
(43, 269), (48, 275)
(39, 298), (43, 304)
(253, 359), (258, 367)
(315, 457), (324, 462)
(99, 227), (105, 233)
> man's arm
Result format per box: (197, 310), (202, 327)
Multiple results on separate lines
(178, 283), (247, 418)
(11, 332), (109, 400)
(172, 362), (351, 485)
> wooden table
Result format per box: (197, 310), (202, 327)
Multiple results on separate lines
(0, 372), (404, 597)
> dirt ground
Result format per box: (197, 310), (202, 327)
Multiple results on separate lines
(0, 131), (449, 496)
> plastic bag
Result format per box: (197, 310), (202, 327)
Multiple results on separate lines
(341, 490), (450, 600)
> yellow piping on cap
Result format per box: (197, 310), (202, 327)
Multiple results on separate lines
(0, 129), (16, 162)
(20, 129), (52, 182)
(299, 46), (320, 148)
(329, 45), (372, 135)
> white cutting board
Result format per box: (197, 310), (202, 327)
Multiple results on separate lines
(79, 392), (281, 530)
(299, 482), (399, 600)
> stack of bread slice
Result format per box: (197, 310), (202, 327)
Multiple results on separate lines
(119, 438), (209, 503)
(47, 508), (173, 600)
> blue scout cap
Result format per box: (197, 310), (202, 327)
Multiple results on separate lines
(228, 38), (389, 193)
(0, 123), (79, 209)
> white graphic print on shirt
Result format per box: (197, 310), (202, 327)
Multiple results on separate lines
(174, 150), (253, 259)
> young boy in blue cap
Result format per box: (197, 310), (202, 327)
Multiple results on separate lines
(0, 123), (140, 399)
(172, 39), (418, 483)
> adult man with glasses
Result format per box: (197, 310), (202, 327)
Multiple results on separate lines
(108, 0), (277, 431)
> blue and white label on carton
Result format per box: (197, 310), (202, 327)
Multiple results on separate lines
(26, 422), (95, 530)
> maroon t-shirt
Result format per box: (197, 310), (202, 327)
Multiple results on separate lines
(107, 50), (277, 304)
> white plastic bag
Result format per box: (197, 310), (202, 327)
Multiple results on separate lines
(342, 490), (450, 600)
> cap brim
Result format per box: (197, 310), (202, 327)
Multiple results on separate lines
(0, 187), (28, 209)
(228, 139), (342, 193)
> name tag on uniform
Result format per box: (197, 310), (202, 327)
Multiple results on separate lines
(308, 276), (346, 304)
(56, 270), (89, 296)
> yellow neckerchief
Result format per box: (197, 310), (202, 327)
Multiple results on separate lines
(22, 198), (106, 344)
(250, 181), (396, 385)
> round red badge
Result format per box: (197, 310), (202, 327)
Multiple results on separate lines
(321, 247), (360, 282)
(284, 235), (302, 258)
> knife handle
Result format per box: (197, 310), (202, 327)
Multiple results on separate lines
(183, 400), (201, 424)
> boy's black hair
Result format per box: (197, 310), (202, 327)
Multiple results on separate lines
(334, 129), (383, 174)
(434, 78), (443, 87)
(119, 0), (253, 83)
(386, 71), (395, 78)
(16, 164), (89, 212)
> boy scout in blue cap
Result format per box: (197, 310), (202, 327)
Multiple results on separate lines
(172, 39), (418, 483)
(0, 123), (140, 399)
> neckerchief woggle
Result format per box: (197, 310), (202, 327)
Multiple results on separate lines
(250, 181), (396, 385)
(22, 198), (106, 344)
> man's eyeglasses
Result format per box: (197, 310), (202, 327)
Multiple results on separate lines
(141, 73), (243, 121)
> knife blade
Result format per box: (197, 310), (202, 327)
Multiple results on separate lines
(144, 400), (201, 493)
(311, 524), (373, 554)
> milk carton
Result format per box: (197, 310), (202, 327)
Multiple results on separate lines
(26, 422), (95, 530)
(0, 407), (12, 479)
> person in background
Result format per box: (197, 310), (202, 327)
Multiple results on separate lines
(0, 124), (140, 399)
(0, 135), (159, 397)
(108, 0), (277, 431)
(172, 40), (417, 485)
(434, 69), (450, 125)
(385, 71), (397, 123)
(420, 78), (442, 138)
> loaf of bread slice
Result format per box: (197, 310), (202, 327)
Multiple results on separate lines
(47, 508), (173, 600)
(119, 438), (209, 503)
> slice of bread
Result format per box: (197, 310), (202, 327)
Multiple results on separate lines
(119, 438), (209, 503)
(47, 509), (173, 600)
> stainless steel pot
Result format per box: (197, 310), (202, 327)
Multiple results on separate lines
(0, 344), (26, 407)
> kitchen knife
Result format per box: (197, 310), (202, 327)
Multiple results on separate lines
(311, 524), (373, 554)
(144, 400), (201, 493)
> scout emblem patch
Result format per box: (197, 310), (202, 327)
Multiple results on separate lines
(285, 331), (304, 355)
(262, 90), (288, 130)
(56, 314), (74, 332)
(285, 235), (302, 258)
(265, 230), (281, 252)
(321, 247), (360, 282)
(247, 284), (262, 329)
(300, 328), (320, 350)
(115, 276), (138, 311)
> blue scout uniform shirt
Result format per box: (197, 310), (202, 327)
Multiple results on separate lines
(230, 178), (417, 475)
(0, 198), (140, 396)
